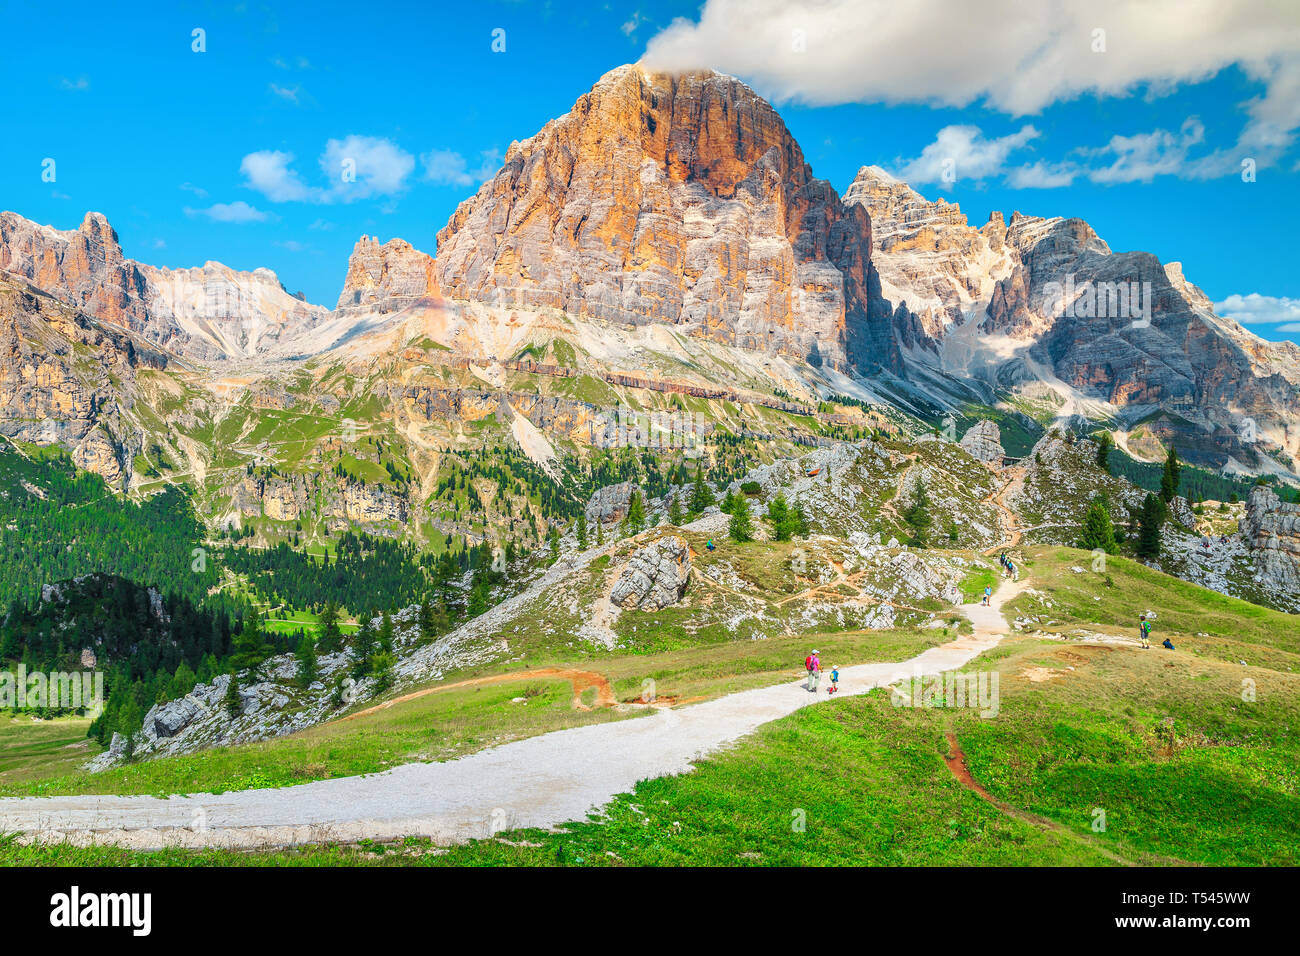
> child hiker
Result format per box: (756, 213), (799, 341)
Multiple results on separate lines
(828, 664), (839, 694)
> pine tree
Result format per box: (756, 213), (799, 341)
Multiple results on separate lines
(668, 493), (684, 526)
(230, 615), (271, 678)
(294, 633), (318, 689)
(626, 490), (646, 535)
(688, 472), (715, 516)
(317, 599), (343, 655)
(377, 611), (395, 653)
(719, 488), (739, 516)
(1136, 493), (1164, 560)
(1160, 446), (1182, 503)
(767, 492), (799, 541)
(728, 500), (754, 542)
(224, 673), (242, 718)
(1080, 497), (1117, 554)
(902, 481), (933, 548)
(575, 510), (588, 549)
(1095, 431), (1113, 473)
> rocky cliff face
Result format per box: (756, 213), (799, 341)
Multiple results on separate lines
(1241, 486), (1300, 595)
(433, 66), (897, 372)
(0, 210), (327, 361)
(336, 235), (439, 312)
(0, 276), (170, 489)
(846, 167), (1300, 474)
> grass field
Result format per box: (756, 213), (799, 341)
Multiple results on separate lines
(3, 546), (1295, 867)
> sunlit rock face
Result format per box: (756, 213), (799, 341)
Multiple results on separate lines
(432, 66), (899, 373)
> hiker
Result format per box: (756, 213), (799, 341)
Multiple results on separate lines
(828, 665), (839, 694)
(706, 538), (715, 552)
(982, 584), (992, 606)
(1008, 560), (1018, 581)
(1139, 614), (1152, 649)
(1162, 637), (1176, 650)
(805, 649), (821, 692)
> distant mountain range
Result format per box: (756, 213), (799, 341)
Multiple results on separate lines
(3, 64), (1297, 485)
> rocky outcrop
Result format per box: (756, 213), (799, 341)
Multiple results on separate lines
(1241, 486), (1300, 593)
(336, 235), (438, 312)
(0, 210), (327, 360)
(585, 481), (640, 526)
(433, 66), (897, 373)
(610, 535), (691, 610)
(846, 165), (1300, 474)
(959, 420), (1005, 464)
(0, 276), (171, 489)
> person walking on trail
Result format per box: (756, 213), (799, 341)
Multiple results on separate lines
(828, 665), (839, 694)
(982, 584), (992, 607)
(805, 649), (821, 692)
(1138, 614), (1152, 649)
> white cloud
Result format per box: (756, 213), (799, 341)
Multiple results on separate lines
(59, 76), (90, 91)
(421, 148), (503, 188)
(240, 138), (414, 204)
(179, 182), (208, 199)
(241, 150), (315, 202)
(185, 201), (272, 223)
(269, 83), (302, 104)
(642, 0), (1300, 173)
(1006, 161), (1079, 189)
(1083, 118), (1206, 183)
(892, 124), (1039, 185)
(1213, 293), (1300, 325)
(320, 136), (414, 200)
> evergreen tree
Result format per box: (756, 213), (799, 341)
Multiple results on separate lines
(626, 490), (646, 535)
(229, 616), (271, 677)
(575, 510), (588, 549)
(1136, 493), (1164, 560)
(317, 599), (343, 655)
(688, 472), (715, 516)
(667, 493), (684, 526)
(728, 500), (755, 542)
(1080, 497), (1117, 554)
(902, 481), (933, 548)
(224, 673), (242, 718)
(1095, 431), (1113, 473)
(719, 488), (740, 516)
(377, 611), (395, 653)
(767, 492), (799, 541)
(1160, 446), (1182, 503)
(294, 633), (318, 689)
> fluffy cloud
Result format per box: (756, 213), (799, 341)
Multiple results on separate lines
(240, 138), (415, 204)
(184, 201), (271, 223)
(1084, 118), (1206, 183)
(642, 0), (1300, 173)
(892, 125), (1039, 185)
(1213, 293), (1300, 325)
(421, 148), (503, 188)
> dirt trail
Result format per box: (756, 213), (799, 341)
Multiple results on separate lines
(338, 667), (616, 720)
(942, 731), (1139, 866)
(0, 580), (1030, 852)
(982, 466), (1025, 556)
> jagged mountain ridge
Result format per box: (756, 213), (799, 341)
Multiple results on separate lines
(843, 165), (1300, 474)
(0, 211), (328, 362)
(1, 64), (1297, 486)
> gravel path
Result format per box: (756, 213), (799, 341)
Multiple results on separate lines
(0, 581), (1027, 851)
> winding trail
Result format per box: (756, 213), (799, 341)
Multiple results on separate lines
(0, 582), (1027, 852)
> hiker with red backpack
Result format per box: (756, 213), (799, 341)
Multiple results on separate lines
(805, 649), (821, 692)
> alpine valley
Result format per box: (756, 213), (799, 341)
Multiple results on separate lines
(2, 66), (1299, 845)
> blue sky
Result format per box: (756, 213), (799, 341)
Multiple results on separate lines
(4, 0), (1298, 340)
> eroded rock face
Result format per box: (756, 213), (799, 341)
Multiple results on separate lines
(610, 535), (691, 610)
(1241, 486), (1300, 593)
(0, 276), (170, 489)
(959, 420), (1005, 464)
(434, 66), (897, 373)
(0, 210), (327, 360)
(336, 235), (438, 312)
(586, 481), (640, 526)
(847, 165), (1300, 475)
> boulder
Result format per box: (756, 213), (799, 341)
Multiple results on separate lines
(959, 420), (1005, 464)
(610, 535), (692, 610)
